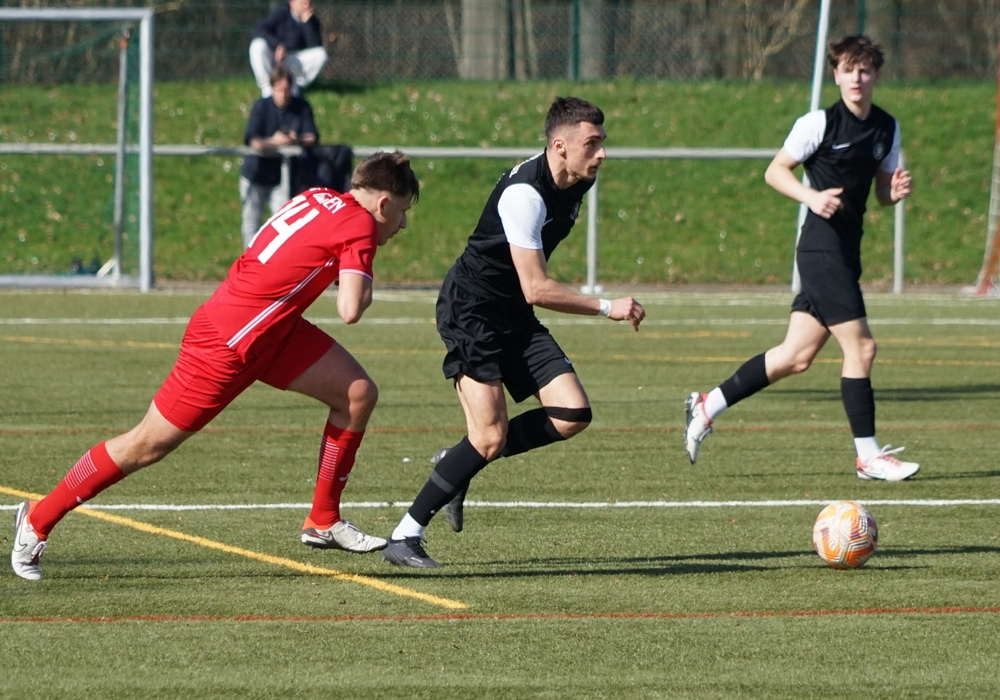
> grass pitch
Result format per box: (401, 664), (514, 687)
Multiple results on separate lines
(2, 288), (1000, 697)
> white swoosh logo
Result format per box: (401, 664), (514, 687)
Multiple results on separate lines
(13, 519), (32, 552)
(832, 143), (851, 150)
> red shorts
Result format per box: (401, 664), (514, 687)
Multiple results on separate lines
(153, 307), (335, 432)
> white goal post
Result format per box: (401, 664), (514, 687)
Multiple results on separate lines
(0, 8), (154, 291)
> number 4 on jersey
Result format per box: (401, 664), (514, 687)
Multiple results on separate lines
(249, 195), (320, 263)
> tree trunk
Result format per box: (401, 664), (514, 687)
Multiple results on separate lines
(579, 0), (606, 80)
(460, 0), (510, 79)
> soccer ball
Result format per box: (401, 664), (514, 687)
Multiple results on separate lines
(812, 500), (878, 569)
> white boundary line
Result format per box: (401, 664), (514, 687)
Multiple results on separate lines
(2, 499), (999, 512)
(4, 317), (1000, 327)
(1, 288), (995, 304)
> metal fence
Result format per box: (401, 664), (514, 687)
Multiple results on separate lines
(1, 0), (998, 85)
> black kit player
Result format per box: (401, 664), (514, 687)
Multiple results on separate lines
(381, 97), (646, 568)
(683, 35), (918, 481)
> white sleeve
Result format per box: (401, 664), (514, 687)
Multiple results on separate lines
(782, 110), (826, 163)
(497, 184), (547, 250)
(878, 120), (902, 173)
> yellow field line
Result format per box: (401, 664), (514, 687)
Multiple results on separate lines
(878, 337), (1000, 348)
(621, 331), (751, 339)
(0, 485), (465, 610)
(596, 354), (1000, 367)
(0, 335), (176, 349)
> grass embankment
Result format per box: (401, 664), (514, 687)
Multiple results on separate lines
(0, 79), (992, 285)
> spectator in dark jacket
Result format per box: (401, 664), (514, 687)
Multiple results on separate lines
(240, 66), (319, 247)
(249, 0), (328, 97)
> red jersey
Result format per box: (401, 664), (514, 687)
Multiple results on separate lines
(203, 188), (377, 359)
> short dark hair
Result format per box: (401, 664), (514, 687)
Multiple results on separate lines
(828, 35), (885, 72)
(269, 65), (293, 87)
(351, 151), (420, 202)
(544, 97), (604, 142)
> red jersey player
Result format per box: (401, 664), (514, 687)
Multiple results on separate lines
(11, 151), (419, 581)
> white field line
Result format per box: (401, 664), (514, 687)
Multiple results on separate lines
(2, 499), (1000, 512)
(4, 317), (1000, 327)
(2, 288), (993, 306)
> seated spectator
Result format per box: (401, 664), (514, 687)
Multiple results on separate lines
(239, 66), (318, 248)
(249, 0), (328, 97)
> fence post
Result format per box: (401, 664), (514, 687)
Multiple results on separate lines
(568, 0), (580, 81)
(894, 149), (905, 294)
(0, 0), (4, 88)
(581, 176), (602, 294)
(280, 155), (291, 207)
(111, 30), (129, 281)
(138, 10), (154, 292)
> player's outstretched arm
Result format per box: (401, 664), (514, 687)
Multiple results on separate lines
(510, 245), (645, 330)
(765, 147), (843, 219)
(337, 271), (373, 324)
(875, 167), (912, 207)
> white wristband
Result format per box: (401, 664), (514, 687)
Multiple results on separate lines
(598, 298), (612, 318)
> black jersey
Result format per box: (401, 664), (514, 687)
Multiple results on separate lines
(785, 99), (900, 260)
(447, 151), (594, 313)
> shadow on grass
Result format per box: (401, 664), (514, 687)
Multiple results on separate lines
(376, 542), (1000, 579)
(375, 548), (925, 579)
(32, 544), (999, 583)
(878, 545), (1000, 557)
(898, 470), (1000, 481)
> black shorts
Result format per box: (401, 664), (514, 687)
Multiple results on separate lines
(436, 274), (575, 403)
(791, 250), (866, 327)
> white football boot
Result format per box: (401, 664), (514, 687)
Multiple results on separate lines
(300, 519), (387, 553)
(683, 391), (713, 464)
(11, 502), (47, 581)
(856, 445), (920, 481)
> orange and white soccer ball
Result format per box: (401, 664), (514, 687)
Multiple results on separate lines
(812, 500), (878, 569)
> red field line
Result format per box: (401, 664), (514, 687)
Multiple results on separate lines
(0, 426), (464, 437)
(3, 607), (1000, 625)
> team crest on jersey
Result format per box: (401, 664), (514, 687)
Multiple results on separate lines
(570, 202), (581, 220)
(873, 141), (886, 161)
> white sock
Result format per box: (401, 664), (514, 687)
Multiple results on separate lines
(854, 437), (881, 464)
(391, 513), (425, 541)
(703, 388), (728, 421)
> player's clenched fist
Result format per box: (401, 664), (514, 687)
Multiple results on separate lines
(809, 187), (844, 219)
(609, 297), (645, 331)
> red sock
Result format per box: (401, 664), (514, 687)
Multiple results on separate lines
(305, 423), (365, 530)
(30, 442), (126, 537)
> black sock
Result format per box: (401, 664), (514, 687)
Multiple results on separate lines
(407, 437), (488, 527)
(841, 377), (876, 438)
(719, 353), (770, 407)
(499, 407), (565, 458)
